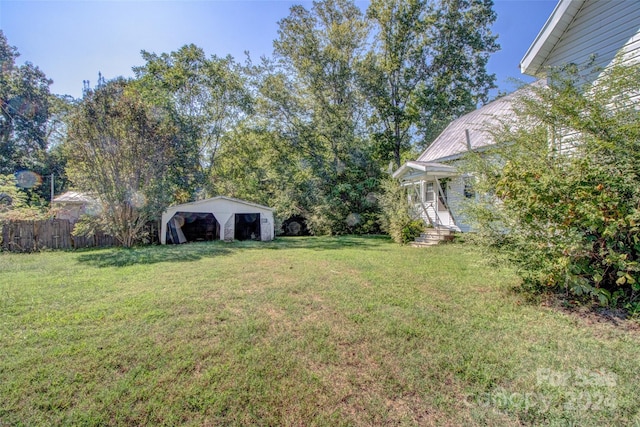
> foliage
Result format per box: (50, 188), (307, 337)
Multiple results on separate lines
(0, 31), (70, 203)
(64, 79), (177, 247)
(0, 174), (48, 222)
(133, 45), (253, 198)
(256, 0), (381, 235)
(212, 124), (309, 220)
(402, 219), (426, 244)
(466, 59), (640, 311)
(360, 0), (499, 168)
(415, 0), (499, 147)
(378, 176), (424, 243)
(358, 0), (428, 169)
(0, 30), (52, 176)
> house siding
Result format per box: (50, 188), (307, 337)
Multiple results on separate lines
(544, 0), (640, 78)
(445, 177), (467, 233)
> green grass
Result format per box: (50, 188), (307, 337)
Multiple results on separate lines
(1, 236), (639, 426)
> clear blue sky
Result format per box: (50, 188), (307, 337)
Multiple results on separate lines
(0, 0), (557, 99)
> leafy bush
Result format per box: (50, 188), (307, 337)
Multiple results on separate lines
(401, 219), (426, 244)
(0, 174), (49, 221)
(378, 177), (425, 244)
(466, 58), (640, 311)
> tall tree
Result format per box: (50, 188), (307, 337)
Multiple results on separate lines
(266, 0), (380, 234)
(0, 30), (52, 176)
(361, 0), (499, 168)
(416, 0), (499, 146)
(359, 0), (431, 168)
(133, 45), (252, 198)
(65, 79), (177, 247)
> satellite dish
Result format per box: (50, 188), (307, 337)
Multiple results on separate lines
(0, 193), (13, 206)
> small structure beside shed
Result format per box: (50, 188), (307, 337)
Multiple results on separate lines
(160, 196), (275, 244)
(51, 191), (98, 223)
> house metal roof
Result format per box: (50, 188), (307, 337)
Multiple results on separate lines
(415, 84), (537, 164)
(391, 161), (456, 180)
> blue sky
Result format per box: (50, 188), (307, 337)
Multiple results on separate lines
(0, 0), (557, 99)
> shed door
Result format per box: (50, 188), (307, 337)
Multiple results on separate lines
(234, 213), (261, 241)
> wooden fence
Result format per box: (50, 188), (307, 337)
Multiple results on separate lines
(1, 220), (159, 252)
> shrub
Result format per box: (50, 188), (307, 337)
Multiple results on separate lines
(466, 58), (640, 311)
(378, 177), (425, 244)
(401, 219), (426, 244)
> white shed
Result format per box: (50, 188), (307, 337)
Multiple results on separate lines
(160, 196), (275, 244)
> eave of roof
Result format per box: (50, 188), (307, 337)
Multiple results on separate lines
(391, 161), (457, 180)
(166, 196), (274, 212)
(51, 191), (96, 204)
(519, 0), (586, 77)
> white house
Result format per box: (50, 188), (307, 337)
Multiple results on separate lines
(160, 196), (275, 244)
(392, 86), (530, 232)
(394, 0), (640, 235)
(520, 0), (640, 82)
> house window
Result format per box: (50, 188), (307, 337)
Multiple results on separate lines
(463, 177), (475, 199)
(425, 183), (435, 202)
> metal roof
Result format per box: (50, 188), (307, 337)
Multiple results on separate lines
(51, 191), (96, 204)
(392, 161), (456, 180)
(165, 196), (274, 213)
(416, 83), (538, 164)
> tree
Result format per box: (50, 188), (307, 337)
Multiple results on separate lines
(0, 174), (48, 221)
(265, 0), (380, 234)
(0, 30), (52, 176)
(466, 59), (640, 312)
(359, 0), (431, 168)
(133, 45), (253, 198)
(64, 79), (177, 247)
(212, 123), (306, 220)
(416, 0), (499, 146)
(360, 0), (499, 169)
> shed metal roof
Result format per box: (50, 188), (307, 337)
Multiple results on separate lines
(165, 196), (274, 213)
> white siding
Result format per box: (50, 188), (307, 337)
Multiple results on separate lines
(544, 0), (640, 82)
(446, 176), (473, 233)
(542, 0), (640, 151)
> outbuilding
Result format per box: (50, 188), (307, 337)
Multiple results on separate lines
(51, 191), (99, 223)
(160, 196), (275, 244)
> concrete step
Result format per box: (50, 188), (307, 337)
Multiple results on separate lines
(412, 227), (456, 246)
(420, 228), (454, 237)
(409, 241), (439, 247)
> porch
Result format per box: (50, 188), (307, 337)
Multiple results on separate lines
(392, 161), (462, 232)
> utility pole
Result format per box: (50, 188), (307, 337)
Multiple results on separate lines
(50, 173), (54, 202)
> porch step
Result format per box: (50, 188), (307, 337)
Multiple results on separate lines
(410, 227), (455, 247)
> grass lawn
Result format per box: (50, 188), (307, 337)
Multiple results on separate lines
(1, 236), (639, 426)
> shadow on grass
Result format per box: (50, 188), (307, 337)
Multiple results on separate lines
(75, 235), (393, 268)
(261, 234), (393, 251)
(75, 242), (232, 268)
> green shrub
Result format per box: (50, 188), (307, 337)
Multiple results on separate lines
(466, 58), (640, 311)
(400, 219), (426, 244)
(378, 177), (425, 244)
